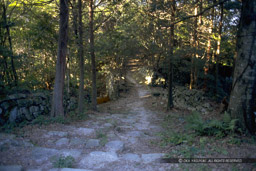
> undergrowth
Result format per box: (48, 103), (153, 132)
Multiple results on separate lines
(0, 111), (89, 133)
(160, 111), (247, 158)
(185, 111), (241, 138)
(52, 155), (75, 168)
(96, 129), (108, 145)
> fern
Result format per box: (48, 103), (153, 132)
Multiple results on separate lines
(185, 111), (239, 138)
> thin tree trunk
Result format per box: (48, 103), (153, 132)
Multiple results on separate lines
(215, 2), (223, 96)
(204, 0), (215, 90)
(3, 3), (17, 86)
(167, 0), (175, 110)
(89, 0), (97, 111)
(51, 0), (69, 117)
(190, 2), (198, 90)
(228, 0), (256, 134)
(78, 0), (85, 114)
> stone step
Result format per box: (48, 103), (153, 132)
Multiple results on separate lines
(0, 165), (23, 171)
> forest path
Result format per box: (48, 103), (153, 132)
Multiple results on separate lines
(0, 71), (179, 171)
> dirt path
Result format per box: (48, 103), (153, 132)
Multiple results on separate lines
(0, 72), (178, 171)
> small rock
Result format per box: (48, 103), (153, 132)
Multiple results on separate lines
(141, 153), (164, 163)
(105, 140), (124, 152)
(9, 107), (18, 123)
(86, 139), (100, 148)
(8, 94), (26, 100)
(46, 131), (68, 137)
(121, 153), (141, 162)
(79, 151), (118, 168)
(56, 138), (69, 146)
(18, 107), (32, 121)
(29, 106), (39, 114)
(75, 128), (95, 136)
(0, 165), (23, 171)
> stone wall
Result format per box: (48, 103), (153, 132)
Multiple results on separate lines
(0, 92), (79, 125)
(152, 86), (214, 114)
(0, 93), (51, 125)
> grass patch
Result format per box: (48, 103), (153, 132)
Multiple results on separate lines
(0, 120), (29, 133)
(31, 115), (70, 125)
(96, 130), (108, 146)
(52, 155), (75, 168)
(67, 110), (89, 121)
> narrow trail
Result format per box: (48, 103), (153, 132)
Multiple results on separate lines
(0, 72), (179, 171)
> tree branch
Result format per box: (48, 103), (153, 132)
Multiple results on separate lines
(94, 14), (112, 32)
(166, 0), (230, 27)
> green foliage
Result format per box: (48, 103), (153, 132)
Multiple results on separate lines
(160, 131), (194, 146)
(0, 120), (28, 133)
(52, 155), (75, 168)
(67, 111), (89, 122)
(0, 122), (18, 133)
(31, 115), (70, 125)
(185, 111), (238, 138)
(96, 130), (108, 146)
(166, 146), (201, 158)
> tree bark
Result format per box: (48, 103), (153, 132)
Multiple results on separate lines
(51, 0), (69, 117)
(215, 2), (224, 96)
(204, 0), (215, 90)
(189, 1), (198, 90)
(167, 0), (175, 110)
(228, 0), (256, 134)
(89, 0), (97, 111)
(78, 0), (85, 114)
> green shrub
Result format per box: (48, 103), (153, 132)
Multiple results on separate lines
(52, 155), (75, 168)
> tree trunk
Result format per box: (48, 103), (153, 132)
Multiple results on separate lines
(167, 0), (175, 110)
(228, 0), (256, 134)
(78, 0), (85, 114)
(3, 3), (17, 86)
(204, 0), (215, 90)
(189, 1), (198, 90)
(215, 2), (224, 96)
(51, 0), (69, 117)
(89, 0), (97, 111)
